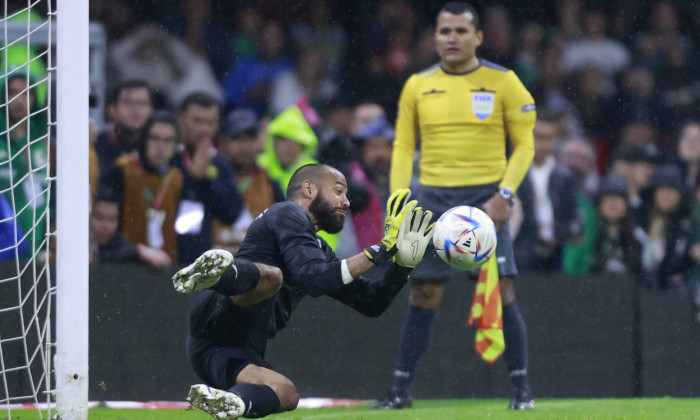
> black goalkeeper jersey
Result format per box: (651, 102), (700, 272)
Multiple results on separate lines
(188, 201), (411, 361)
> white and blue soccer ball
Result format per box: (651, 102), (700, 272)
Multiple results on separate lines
(432, 205), (498, 270)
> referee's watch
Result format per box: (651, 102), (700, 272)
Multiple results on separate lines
(498, 187), (513, 202)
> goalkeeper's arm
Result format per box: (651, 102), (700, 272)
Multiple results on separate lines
(330, 207), (435, 317)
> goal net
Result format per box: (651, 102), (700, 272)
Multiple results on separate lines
(0, 1), (91, 419)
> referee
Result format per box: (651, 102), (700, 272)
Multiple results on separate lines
(375, 2), (536, 410)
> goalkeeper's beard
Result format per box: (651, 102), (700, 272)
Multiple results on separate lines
(310, 193), (345, 234)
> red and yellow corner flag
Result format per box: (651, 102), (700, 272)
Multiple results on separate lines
(467, 255), (505, 364)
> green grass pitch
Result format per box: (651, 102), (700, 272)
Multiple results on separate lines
(3, 398), (700, 420)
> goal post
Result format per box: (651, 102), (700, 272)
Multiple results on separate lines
(55, 0), (89, 419)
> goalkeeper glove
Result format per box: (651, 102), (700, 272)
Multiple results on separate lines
(364, 188), (416, 265)
(394, 206), (435, 268)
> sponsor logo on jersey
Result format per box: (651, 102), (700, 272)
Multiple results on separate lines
(471, 89), (495, 120)
(422, 89), (446, 96)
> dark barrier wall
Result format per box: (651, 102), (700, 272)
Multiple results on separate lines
(69, 264), (700, 400)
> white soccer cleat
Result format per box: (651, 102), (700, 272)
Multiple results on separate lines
(173, 249), (234, 294)
(188, 384), (246, 419)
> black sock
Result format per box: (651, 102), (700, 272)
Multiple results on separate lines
(227, 383), (280, 418)
(502, 301), (531, 392)
(211, 259), (260, 296)
(393, 306), (435, 392)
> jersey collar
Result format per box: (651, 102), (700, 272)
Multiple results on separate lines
(439, 58), (481, 76)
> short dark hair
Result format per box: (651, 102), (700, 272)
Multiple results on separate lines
(439, 2), (481, 30)
(108, 80), (152, 105)
(178, 92), (221, 113)
(138, 110), (181, 146)
(286, 164), (331, 199)
(94, 186), (121, 206)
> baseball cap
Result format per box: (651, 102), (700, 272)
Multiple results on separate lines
(221, 108), (258, 137)
(596, 174), (628, 202)
(647, 165), (683, 191)
(355, 116), (395, 141)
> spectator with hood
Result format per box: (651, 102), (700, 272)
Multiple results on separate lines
(638, 165), (692, 290)
(101, 111), (183, 262)
(589, 174), (642, 275)
(257, 105), (341, 249)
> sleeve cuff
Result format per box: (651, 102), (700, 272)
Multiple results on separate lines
(341, 259), (354, 284)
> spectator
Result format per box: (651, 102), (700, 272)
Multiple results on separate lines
(162, 0), (231, 80)
(561, 9), (631, 78)
(257, 105), (318, 194)
(227, 6), (263, 62)
(108, 24), (222, 109)
(632, 2), (700, 91)
(89, 187), (171, 267)
(558, 138), (598, 275)
(513, 22), (544, 91)
(322, 100), (354, 137)
(94, 80), (154, 172)
(479, 4), (515, 67)
(102, 111), (183, 262)
(674, 121), (700, 194)
(515, 110), (579, 272)
(614, 144), (660, 217)
(0, 65), (50, 258)
(313, 105), (376, 254)
(212, 109), (285, 255)
(290, 0), (346, 75)
(533, 42), (583, 140)
(589, 174), (642, 275)
(610, 66), (675, 151)
(270, 49), (338, 116)
(354, 115), (394, 204)
(222, 21), (294, 114)
(638, 165), (692, 290)
(567, 66), (614, 144)
(350, 102), (386, 137)
(174, 93), (243, 264)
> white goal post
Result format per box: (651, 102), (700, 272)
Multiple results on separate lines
(55, 0), (89, 419)
(0, 1), (95, 419)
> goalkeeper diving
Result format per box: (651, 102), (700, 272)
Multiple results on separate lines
(172, 163), (434, 419)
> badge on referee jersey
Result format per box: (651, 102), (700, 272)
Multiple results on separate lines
(471, 89), (495, 120)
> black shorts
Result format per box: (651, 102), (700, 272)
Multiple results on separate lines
(187, 291), (274, 390)
(410, 183), (519, 282)
(188, 341), (274, 390)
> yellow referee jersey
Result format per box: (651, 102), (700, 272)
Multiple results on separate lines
(390, 59), (536, 192)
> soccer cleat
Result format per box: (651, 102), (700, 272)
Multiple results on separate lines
(372, 388), (413, 409)
(508, 388), (535, 410)
(173, 249), (234, 294)
(188, 384), (246, 419)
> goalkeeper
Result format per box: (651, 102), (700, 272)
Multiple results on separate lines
(173, 163), (434, 419)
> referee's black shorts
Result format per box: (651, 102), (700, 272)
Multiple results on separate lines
(409, 182), (519, 282)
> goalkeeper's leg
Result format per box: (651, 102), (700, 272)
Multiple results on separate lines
(189, 364), (298, 418)
(173, 250), (282, 305)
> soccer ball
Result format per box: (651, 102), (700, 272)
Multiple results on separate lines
(432, 205), (498, 270)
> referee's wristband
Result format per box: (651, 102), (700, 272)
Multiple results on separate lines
(363, 242), (396, 265)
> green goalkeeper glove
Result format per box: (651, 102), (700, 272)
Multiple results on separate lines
(394, 206), (435, 268)
(364, 188), (416, 265)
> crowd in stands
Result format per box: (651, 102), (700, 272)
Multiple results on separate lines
(86, 1), (700, 323)
(4, 1), (700, 321)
